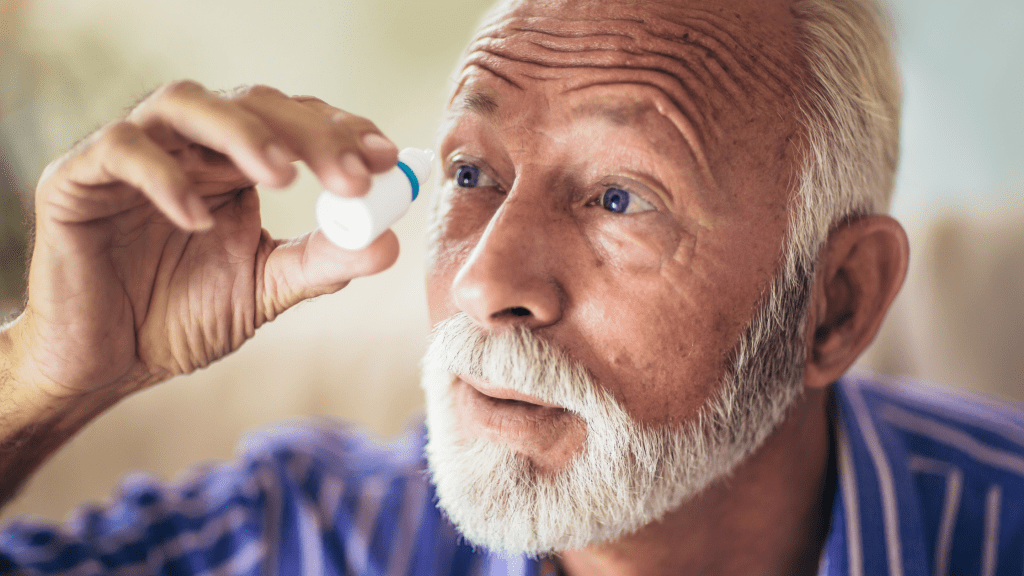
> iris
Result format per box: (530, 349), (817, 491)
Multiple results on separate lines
(602, 188), (630, 213)
(456, 165), (480, 188)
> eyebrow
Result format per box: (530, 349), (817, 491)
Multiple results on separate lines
(572, 99), (658, 126)
(455, 90), (654, 127)
(456, 91), (500, 118)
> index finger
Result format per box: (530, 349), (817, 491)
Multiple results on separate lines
(128, 81), (298, 189)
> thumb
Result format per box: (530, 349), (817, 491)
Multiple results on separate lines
(259, 229), (400, 324)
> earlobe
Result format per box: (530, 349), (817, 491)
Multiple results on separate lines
(803, 215), (909, 390)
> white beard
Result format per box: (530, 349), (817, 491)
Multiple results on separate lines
(420, 269), (811, 555)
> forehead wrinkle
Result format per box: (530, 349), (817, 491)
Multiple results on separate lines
(460, 43), (716, 143)
(499, 26), (728, 110)
(466, 7), (797, 114)
(643, 11), (798, 103)
(496, 21), (748, 110)
(455, 47), (719, 191)
(566, 79), (718, 191)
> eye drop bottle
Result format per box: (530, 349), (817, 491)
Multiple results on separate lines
(315, 147), (434, 250)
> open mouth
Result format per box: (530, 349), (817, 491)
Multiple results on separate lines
(450, 373), (587, 470)
(457, 374), (563, 409)
(452, 373), (573, 441)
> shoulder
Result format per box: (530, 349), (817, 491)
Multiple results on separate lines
(834, 374), (1024, 572)
(236, 416), (429, 480)
(836, 373), (1024, 475)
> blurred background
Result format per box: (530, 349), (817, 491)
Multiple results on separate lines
(0, 0), (1021, 523)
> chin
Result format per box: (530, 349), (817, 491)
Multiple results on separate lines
(421, 365), (733, 555)
(417, 296), (809, 554)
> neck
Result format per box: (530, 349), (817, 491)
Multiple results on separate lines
(558, 386), (835, 576)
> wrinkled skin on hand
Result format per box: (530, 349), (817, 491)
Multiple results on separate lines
(17, 81), (401, 401)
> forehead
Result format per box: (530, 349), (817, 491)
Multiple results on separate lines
(445, 0), (807, 192)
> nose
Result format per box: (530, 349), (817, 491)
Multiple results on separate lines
(451, 197), (564, 330)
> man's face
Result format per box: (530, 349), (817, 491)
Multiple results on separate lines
(425, 0), (807, 469)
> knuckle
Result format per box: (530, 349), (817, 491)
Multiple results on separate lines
(333, 114), (381, 141)
(36, 154), (69, 192)
(294, 95), (330, 110)
(158, 79), (206, 100)
(95, 121), (142, 153)
(233, 83), (286, 103)
(131, 80), (206, 119)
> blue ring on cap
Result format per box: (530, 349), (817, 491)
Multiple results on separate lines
(396, 161), (419, 201)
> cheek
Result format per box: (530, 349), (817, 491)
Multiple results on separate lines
(580, 308), (731, 425)
(425, 190), (499, 322)
(567, 260), (737, 427)
(582, 213), (691, 273)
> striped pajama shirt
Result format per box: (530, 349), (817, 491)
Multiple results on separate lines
(2, 375), (1023, 575)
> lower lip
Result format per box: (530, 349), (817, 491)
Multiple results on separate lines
(453, 377), (578, 447)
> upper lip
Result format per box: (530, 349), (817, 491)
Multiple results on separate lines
(458, 374), (563, 409)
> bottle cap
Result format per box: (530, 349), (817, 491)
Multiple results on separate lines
(397, 148), (434, 201)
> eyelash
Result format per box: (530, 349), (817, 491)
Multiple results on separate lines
(449, 163), (656, 215)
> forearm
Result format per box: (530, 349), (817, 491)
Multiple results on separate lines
(0, 316), (122, 508)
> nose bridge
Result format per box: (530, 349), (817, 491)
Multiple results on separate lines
(452, 185), (565, 329)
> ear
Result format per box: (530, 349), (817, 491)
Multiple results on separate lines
(803, 215), (909, 390)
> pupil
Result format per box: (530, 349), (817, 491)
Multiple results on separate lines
(456, 165), (479, 187)
(603, 188), (629, 213)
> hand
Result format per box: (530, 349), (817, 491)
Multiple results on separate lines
(11, 81), (401, 401)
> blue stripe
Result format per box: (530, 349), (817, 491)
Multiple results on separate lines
(369, 476), (406, 569)
(396, 161), (420, 201)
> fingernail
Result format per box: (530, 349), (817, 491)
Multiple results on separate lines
(265, 143), (294, 169)
(340, 152), (370, 181)
(361, 133), (397, 156)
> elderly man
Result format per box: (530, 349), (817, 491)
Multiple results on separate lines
(1, 0), (1022, 574)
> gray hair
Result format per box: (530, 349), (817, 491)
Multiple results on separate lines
(784, 0), (902, 284)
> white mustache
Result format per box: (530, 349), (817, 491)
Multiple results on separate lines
(421, 313), (621, 421)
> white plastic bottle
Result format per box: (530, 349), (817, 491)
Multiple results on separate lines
(315, 148), (434, 250)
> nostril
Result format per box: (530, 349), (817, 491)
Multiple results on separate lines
(508, 307), (532, 317)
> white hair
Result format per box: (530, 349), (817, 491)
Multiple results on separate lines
(421, 258), (810, 554)
(784, 0), (902, 284)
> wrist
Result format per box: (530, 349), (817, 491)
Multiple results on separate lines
(0, 313), (122, 433)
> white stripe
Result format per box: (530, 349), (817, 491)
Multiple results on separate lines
(42, 468), (269, 566)
(258, 461), (285, 576)
(346, 475), (387, 574)
(285, 450), (322, 575)
(817, 554), (830, 576)
(903, 453), (963, 576)
(981, 485), (1002, 576)
(505, 554), (527, 575)
(869, 378), (1024, 448)
(837, 421), (864, 576)
(848, 384), (904, 576)
(483, 554), (501, 576)
(318, 474), (344, 530)
(47, 509), (266, 576)
(387, 474), (429, 576)
(907, 455), (953, 475)
(904, 455), (965, 576)
(881, 405), (1024, 477)
(936, 469), (963, 576)
(197, 538), (265, 576)
(296, 496), (325, 576)
(473, 553), (492, 576)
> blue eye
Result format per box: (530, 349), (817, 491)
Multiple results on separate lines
(601, 188), (631, 213)
(456, 165), (480, 188)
